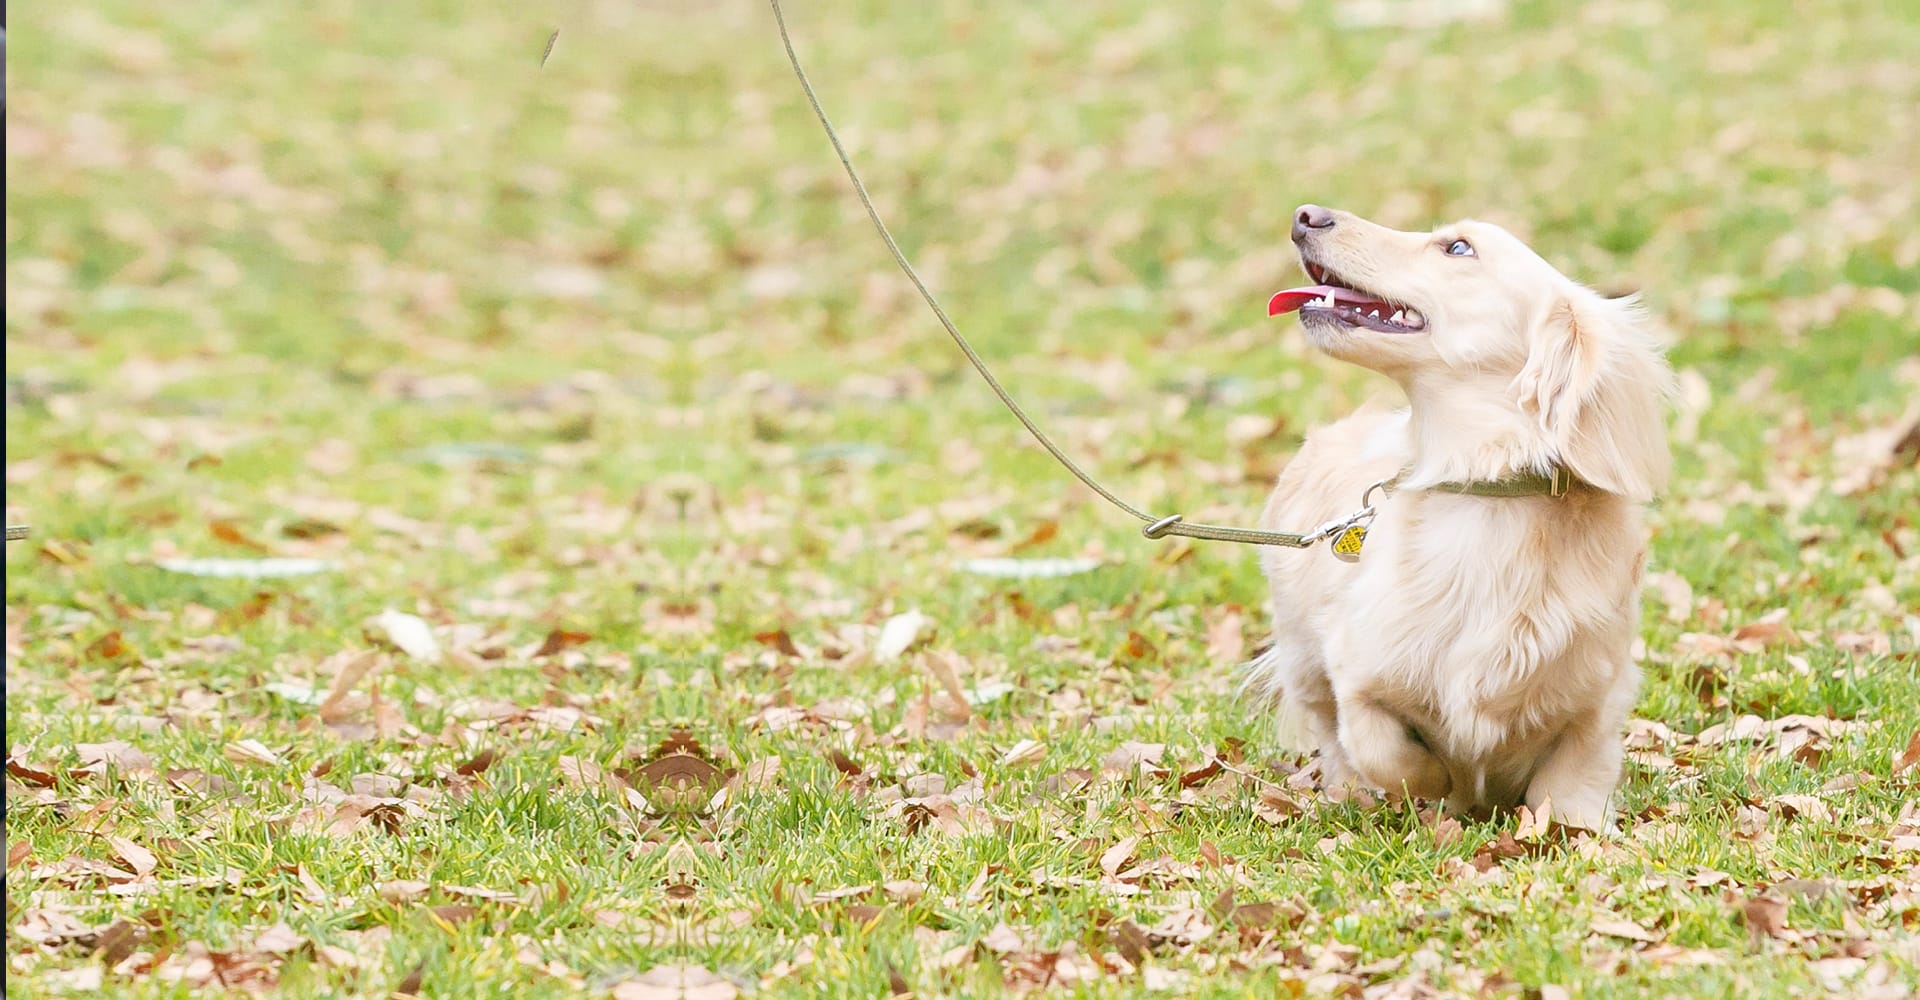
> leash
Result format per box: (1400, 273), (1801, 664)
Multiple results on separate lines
(768, 0), (1330, 550)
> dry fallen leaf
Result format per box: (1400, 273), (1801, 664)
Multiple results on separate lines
(1514, 798), (1553, 840)
(1742, 895), (1790, 945)
(1205, 609), (1247, 663)
(373, 610), (440, 663)
(997, 739), (1046, 767)
(534, 628), (591, 658)
(921, 651), (972, 722)
(1772, 793), (1832, 822)
(318, 650), (381, 723)
(1099, 835), (1140, 878)
(1591, 917), (1662, 943)
(1893, 729), (1920, 776)
(874, 610), (931, 662)
(978, 923), (1028, 955)
(107, 836), (156, 877)
(75, 741), (154, 774)
(611, 963), (740, 1000)
(379, 879), (432, 903)
(224, 739), (283, 767)
(252, 922), (305, 954)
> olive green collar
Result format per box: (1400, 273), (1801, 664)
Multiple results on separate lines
(1422, 464), (1583, 499)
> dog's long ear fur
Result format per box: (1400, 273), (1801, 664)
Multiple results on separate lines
(1513, 291), (1673, 502)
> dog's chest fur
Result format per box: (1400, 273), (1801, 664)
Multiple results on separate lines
(1257, 410), (1646, 809)
(1331, 491), (1642, 792)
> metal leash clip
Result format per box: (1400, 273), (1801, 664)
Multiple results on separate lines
(1307, 479), (1393, 563)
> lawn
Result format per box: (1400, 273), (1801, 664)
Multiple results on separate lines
(6, 0), (1919, 997)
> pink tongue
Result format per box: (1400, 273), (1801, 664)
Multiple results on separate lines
(1266, 285), (1385, 317)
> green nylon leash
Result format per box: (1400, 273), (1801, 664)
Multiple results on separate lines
(765, 0), (1576, 553)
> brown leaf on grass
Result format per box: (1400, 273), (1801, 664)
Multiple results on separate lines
(379, 879), (431, 903)
(318, 650), (381, 723)
(1514, 798), (1552, 840)
(534, 628), (590, 657)
(842, 903), (885, 927)
(1177, 757), (1223, 788)
(75, 741), (154, 776)
(1431, 814), (1465, 848)
(626, 730), (728, 811)
(753, 629), (800, 657)
(1101, 741), (1165, 777)
(372, 611), (440, 663)
(1204, 609), (1247, 663)
(1893, 730), (1920, 776)
(1591, 917), (1663, 943)
(252, 922), (305, 954)
(428, 904), (480, 926)
(1253, 787), (1304, 824)
(874, 610), (932, 662)
(1729, 610), (1793, 645)
(1107, 919), (1153, 963)
(825, 749), (864, 779)
(922, 651), (972, 722)
(107, 836), (157, 877)
(94, 920), (143, 966)
(224, 739), (283, 767)
(281, 518), (342, 539)
(8, 841), (32, 870)
(882, 880), (926, 903)
(978, 923), (1028, 955)
(998, 739), (1046, 767)
(558, 755), (604, 789)
(739, 757), (782, 791)
(1742, 895), (1790, 945)
(1772, 793), (1832, 822)
(611, 964), (739, 1000)
(455, 750), (499, 777)
(210, 519), (270, 552)
(443, 884), (519, 902)
(394, 962), (426, 997)
(1470, 831), (1553, 872)
(6, 754), (59, 787)
(1012, 519), (1059, 551)
(1120, 630), (1156, 661)
(85, 631), (129, 661)
(1099, 835), (1140, 877)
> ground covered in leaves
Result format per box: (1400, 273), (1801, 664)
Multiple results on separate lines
(6, 0), (1920, 997)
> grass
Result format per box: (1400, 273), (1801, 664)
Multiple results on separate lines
(6, 0), (1919, 996)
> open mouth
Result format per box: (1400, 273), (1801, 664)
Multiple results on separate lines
(1267, 260), (1427, 333)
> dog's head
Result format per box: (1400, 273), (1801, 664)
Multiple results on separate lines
(1270, 205), (1672, 500)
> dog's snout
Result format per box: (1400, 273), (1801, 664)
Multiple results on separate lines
(1292, 205), (1336, 244)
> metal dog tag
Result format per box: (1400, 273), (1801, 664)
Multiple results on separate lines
(1330, 523), (1368, 562)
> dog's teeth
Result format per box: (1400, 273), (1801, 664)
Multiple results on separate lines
(1390, 310), (1405, 324)
(1369, 308), (1381, 318)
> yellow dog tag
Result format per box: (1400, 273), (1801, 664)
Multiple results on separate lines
(1330, 523), (1368, 562)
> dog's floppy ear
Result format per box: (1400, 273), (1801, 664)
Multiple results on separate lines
(1513, 291), (1673, 501)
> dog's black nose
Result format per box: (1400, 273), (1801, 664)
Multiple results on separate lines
(1292, 205), (1335, 244)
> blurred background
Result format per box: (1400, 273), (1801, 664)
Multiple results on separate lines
(5, 1), (1918, 993)
(7, 1), (1916, 573)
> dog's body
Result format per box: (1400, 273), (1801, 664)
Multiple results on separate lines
(1248, 207), (1672, 829)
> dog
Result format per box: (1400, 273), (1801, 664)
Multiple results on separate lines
(1247, 205), (1673, 830)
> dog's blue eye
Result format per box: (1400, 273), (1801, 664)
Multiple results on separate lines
(1445, 239), (1475, 257)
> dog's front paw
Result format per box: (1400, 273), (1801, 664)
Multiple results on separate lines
(1529, 790), (1613, 833)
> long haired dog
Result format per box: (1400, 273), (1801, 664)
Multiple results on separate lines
(1249, 205), (1672, 830)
